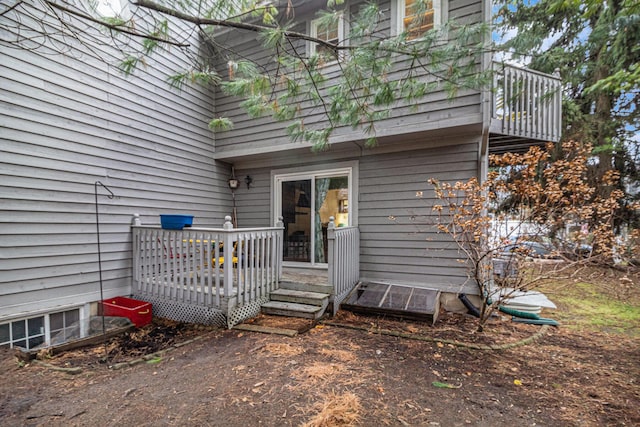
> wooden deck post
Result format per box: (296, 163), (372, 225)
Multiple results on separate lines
(327, 216), (336, 292)
(131, 214), (141, 293)
(276, 216), (284, 282)
(223, 216), (235, 305)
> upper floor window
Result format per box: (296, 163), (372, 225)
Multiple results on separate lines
(398, 0), (442, 40)
(310, 13), (344, 62)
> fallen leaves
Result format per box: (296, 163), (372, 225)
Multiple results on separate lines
(262, 342), (305, 357)
(301, 391), (362, 427)
(319, 347), (358, 363)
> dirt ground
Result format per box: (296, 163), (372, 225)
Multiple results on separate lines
(1, 271), (639, 426)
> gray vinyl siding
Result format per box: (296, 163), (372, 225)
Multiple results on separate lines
(233, 136), (480, 294)
(1, 0), (487, 322)
(234, 167), (274, 228)
(0, 25), (230, 319)
(213, 0), (484, 158)
(358, 141), (479, 292)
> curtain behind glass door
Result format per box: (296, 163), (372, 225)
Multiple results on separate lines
(314, 176), (348, 263)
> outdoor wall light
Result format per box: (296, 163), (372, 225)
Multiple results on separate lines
(228, 166), (239, 190)
(245, 175), (253, 189)
(228, 177), (239, 190)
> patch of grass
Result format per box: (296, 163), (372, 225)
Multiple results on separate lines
(545, 281), (640, 336)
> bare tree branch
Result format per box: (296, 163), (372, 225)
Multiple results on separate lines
(132, 0), (339, 51)
(0, 0), (23, 18)
(44, 0), (190, 48)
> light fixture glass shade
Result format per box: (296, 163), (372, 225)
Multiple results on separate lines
(228, 178), (239, 190)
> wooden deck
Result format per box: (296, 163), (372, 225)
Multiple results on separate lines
(131, 218), (361, 326)
(282, 267), (328, 285)
(131, 219), (451, 326)
(132, 218), (284, 327)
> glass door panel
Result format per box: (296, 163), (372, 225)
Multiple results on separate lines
(277, 169), (351, 266)
(282, 180), (312, 262)
(314, 176), (349, 263)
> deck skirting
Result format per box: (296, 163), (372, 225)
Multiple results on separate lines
(132, 294), (228, 326)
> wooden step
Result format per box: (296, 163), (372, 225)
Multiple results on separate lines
(261, 300), (328, 320)
(279, 280), (333, 295)
(270, 289), (329, 306)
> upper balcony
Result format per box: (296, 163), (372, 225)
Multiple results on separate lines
(489, 63), (563, 154)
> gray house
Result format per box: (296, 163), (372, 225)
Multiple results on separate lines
(0, 0), (560, 348)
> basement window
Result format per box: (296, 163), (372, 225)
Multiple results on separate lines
(0, 316), (45, 350)
(0, 308), (82, 350)
(50, 309), (81, 345)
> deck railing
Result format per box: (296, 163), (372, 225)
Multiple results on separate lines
(327, 217), (360, 315)
(132, 216), (283, 326)
(491, 62), (562, 143)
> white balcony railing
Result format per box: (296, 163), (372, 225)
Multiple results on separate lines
(132, 216), (283, 327)
(491, 62), (562, 143)
(327, 217), (360, 315)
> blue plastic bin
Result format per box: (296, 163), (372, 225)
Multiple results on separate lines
(160, 214), (194, 230)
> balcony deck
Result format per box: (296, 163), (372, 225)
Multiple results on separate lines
(489, 63), (562, 154)
(130, 217), (360, 327)
(131, 218), (284, 327)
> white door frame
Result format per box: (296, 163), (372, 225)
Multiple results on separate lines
(271, 161), (358, 267)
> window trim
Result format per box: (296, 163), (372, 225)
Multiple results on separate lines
(0, 307), (84, 350)
(393, 0), (445, 38)
(309, 12), (345, 62)
(273, 165), (355, 267)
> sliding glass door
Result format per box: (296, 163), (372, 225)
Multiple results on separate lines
(281, 179), (313, 262)
(276, 169), (351, 266)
